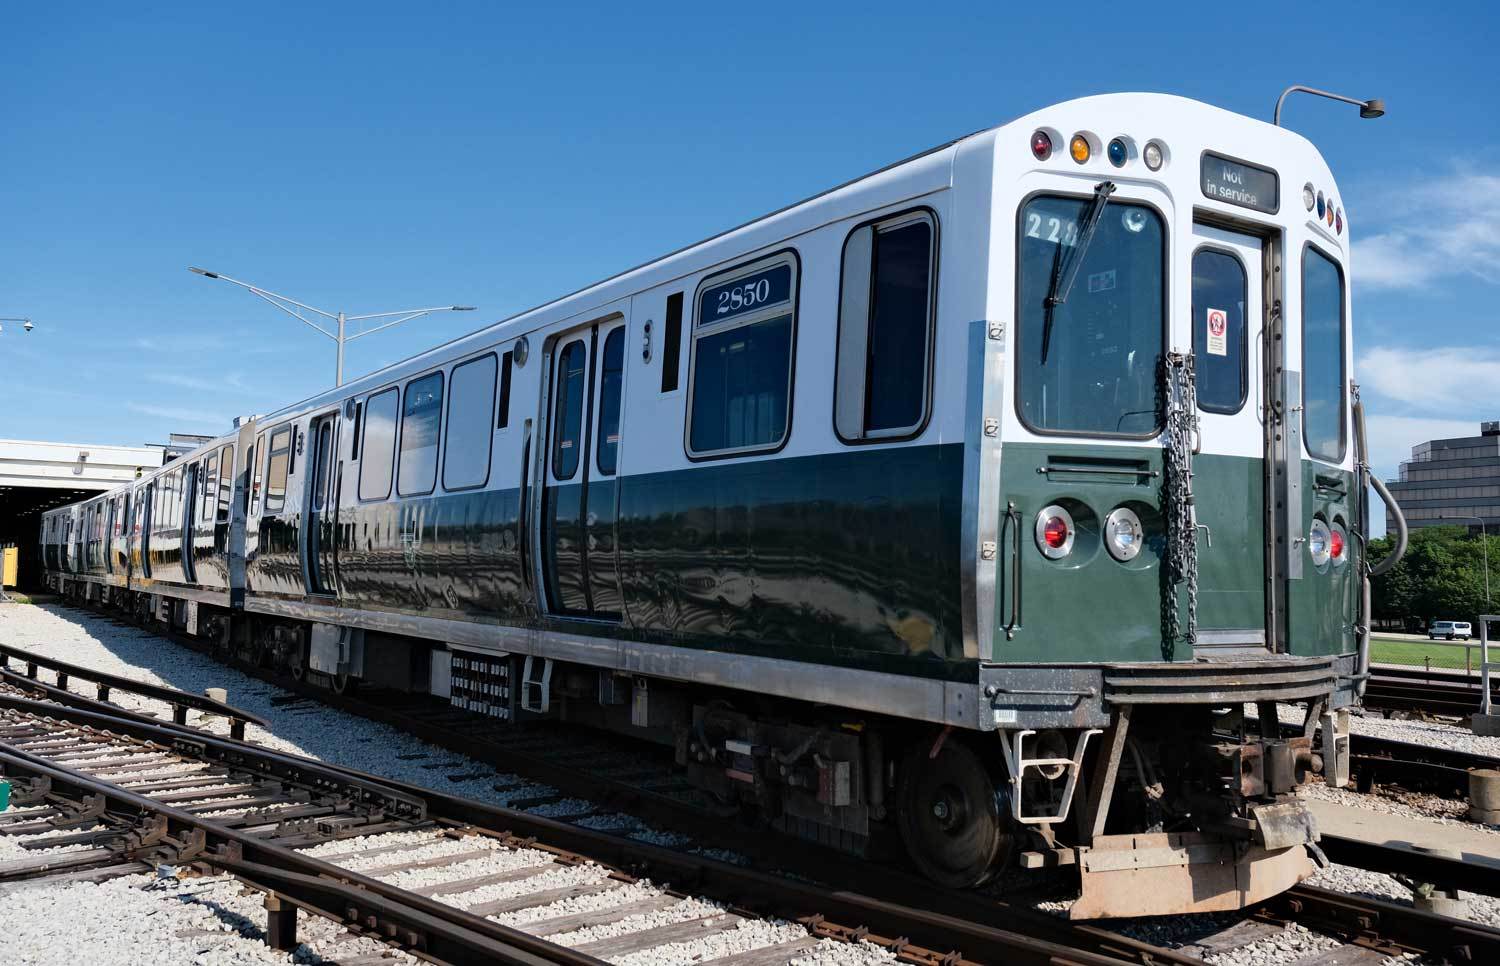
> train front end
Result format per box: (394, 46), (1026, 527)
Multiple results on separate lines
(968, 94), (1366, 917)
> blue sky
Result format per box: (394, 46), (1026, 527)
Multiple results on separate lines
(3, 0), (1496, 529)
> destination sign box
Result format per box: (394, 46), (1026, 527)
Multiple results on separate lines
(698, 263), (792, 327)
(1200, 152), (1279, 214)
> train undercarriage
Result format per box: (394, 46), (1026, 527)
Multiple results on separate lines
(51, 575), (1346, 919)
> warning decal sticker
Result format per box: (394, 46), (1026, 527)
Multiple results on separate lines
(1205, 307), (1228, 356)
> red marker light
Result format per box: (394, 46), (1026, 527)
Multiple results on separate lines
(1031, 130), (1053, 160)
(1043, 516), (1069, 549)
(1330, 528), (1344, 560)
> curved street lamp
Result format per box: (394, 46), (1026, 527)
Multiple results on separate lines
(189, 267), (475, 387)
(1274, 86), (1385, 127)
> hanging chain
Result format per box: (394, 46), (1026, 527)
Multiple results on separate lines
(1164, 352), (1200, 649)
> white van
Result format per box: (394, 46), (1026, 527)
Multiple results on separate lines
(1429, 620), (1473, 641)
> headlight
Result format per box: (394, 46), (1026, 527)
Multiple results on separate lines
(1035, 505), (1075, 559)
(1308, 518), (1332, 567)
(1104, 507), (1144, 562)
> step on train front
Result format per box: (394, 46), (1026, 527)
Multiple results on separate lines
(38, 92), (1389, 918)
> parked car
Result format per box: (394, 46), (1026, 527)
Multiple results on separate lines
(1429, 620), (1473, 641)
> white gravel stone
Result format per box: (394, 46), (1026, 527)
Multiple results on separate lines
(498, 879), (668, 927)
(0, 871), (421, 965)
(792, 938), (901, 965)
(452, 862), (610, 909)
(1307, 861), (1500, 928)
(614, 919), (816, 966)
(1199, 921), (1342, 966)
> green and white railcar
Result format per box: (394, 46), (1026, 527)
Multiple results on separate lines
(41, 92), (1400, 918)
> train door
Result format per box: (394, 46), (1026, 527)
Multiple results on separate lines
(140, 482), (154, 578)
(304, 411), (340, 596)
(1188, 224), (1268, 652)
(182, 463), (199, 583)
(535, 314), (626, 619)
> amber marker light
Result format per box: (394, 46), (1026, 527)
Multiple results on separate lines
(1069, 134), (1090, 164)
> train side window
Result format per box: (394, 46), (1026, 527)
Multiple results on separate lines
(349, 402), (362, 460)
(835, 210), (936, 441)
(552, 339), (587, 480)
(497, 350), (513, 429)
(1192, 248), (1249, 414)
(264, 427), (292, 513)
(686, 252), (798, 457)
(444, 354), (497, 491)
(398, 372), (444, 497)
(218, 444), (234, 520)
(660, 292), (683, 393)
(203, 454), (219, 521)
(358, 388), (399, 501)
(1302, 245), (1347, 462)
(597, 327), (625, 474)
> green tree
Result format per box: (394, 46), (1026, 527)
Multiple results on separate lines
(1370, 525), (1497, 630)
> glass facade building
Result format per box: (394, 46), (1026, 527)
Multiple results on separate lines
(1386, 422), (1500, 531)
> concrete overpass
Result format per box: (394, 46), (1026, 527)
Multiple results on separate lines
(0, 438), (166, 588)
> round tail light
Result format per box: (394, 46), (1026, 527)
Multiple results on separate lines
(1035, 505), (1075, 559)
(1330, 524), (1347, 566)
(1031, 130), (1053, 160)
(1308, 518), (1332, 567)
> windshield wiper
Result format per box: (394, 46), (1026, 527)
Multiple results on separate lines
(1041, 180), (1117, 362)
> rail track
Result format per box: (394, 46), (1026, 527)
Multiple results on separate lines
(12, 599), (1500, 964)
(1363, 664), (1500, 717)
(0, 683), (1171, 966)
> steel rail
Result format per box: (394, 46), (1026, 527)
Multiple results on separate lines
(87, 601), (1201, 966)
(2, 679), (1154, 966)
(0, 691), (427, 823)
(0, 744), (604, 966)
(1263, 884), (1500, 960)
(0, 642), (269, 737)
(1319, 834), (1500, 898)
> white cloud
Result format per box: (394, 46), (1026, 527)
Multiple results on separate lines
(1362, 412), (1479, 481)
(127, 402), (228, 431)
(145, 370), (252, 393)
(1358, 345), (1500, 414)
(1353, 171), (1500, 290)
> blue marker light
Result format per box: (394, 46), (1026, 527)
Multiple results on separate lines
(1107, 138), (1128, 167)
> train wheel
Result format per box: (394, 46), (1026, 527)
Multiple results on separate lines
(896, 738), (1011, 888)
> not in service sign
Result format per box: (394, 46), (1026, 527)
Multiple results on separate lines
(1200, 152), (1279, 214)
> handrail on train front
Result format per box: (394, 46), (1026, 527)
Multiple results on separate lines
(0, 642), (269, 737)
(1352, 393), (1407, 697)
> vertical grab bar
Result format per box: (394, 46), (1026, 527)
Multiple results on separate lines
(518, 421), (533, 599)
(1003, 502), (1023, 639)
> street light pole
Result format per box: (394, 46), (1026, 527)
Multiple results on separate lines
(1273, 86), (1386, 127)
(1442, 514), (1491, 609)
(188, 268), (476, 387)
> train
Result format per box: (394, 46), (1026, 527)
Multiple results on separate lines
(38, 92), (1406, 919)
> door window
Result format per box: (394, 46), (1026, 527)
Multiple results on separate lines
(552, 339), (587, 480)
(596, 328), (625, 475)
(312, 420), (333, 511)
(1192, 248), (1249, 414)
(264, 427), (292, 513)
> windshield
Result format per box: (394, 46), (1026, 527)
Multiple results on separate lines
(1016, 195), (1165, 436)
